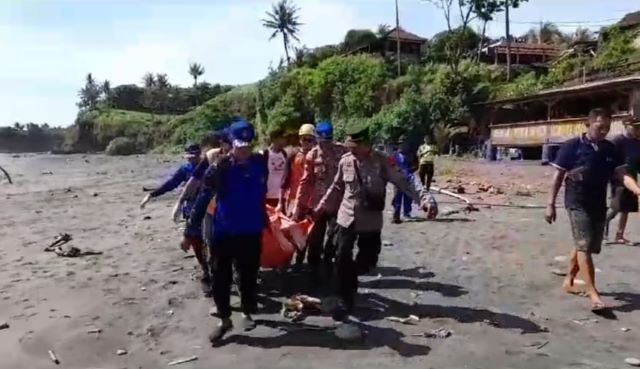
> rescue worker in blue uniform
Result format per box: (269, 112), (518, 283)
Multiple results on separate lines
(185, 119), (267, 344)
(390, 138), (417, 223)
(140, 142), (210, 288)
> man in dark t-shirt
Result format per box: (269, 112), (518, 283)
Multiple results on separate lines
(605, 116), (640, 244)
(546, 108), (640, 312)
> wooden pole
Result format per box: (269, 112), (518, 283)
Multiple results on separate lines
(505, 0), (511, 81)
(395, 0), (401, 76)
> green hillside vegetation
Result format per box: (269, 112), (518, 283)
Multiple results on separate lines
(58, 1), (640, 154)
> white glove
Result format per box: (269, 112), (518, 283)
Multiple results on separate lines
(171, 202), (182, 223)
(140, 194), (151, 209)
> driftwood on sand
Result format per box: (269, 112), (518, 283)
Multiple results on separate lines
(0, 165), (12, 184)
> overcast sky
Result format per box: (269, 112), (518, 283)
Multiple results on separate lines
(0, 0), (637, 127)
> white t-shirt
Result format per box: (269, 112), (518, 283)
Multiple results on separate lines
(266, 148), (286, 199)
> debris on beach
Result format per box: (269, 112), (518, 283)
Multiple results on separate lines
(621, 327), (631, 332)
(48, 350), (60, 365)
(0, 165), (12, 184)
(116, 349), (127, 356)
(0, 322), (9, 330)
(46, 245), (103, 258)
(168, 356), (198, 366)
(514, 189), (533, 197)
(422, 328), (452, 339)
(87, 328), (101, 334)
(387, 315), (420, 325)
(44, 233), (72, 251)
(625, 358), (640, 367)
(550, 268), (567, 276)
(572, 317), (599, 325)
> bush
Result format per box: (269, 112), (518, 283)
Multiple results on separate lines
(105, 137), (140, 156)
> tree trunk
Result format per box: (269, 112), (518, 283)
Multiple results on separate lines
(477, 20), (487, 63)
(193, 77), (199, 106)
(505, 0), (511, 82)
(283, 33), (291, 65)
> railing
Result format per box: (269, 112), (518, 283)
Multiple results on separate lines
(562, 58), (640, 86)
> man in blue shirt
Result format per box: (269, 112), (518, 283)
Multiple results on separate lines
(140, 142), (202, 210)
(546, 108), (640, 312)
(390, 139), (416, 223)
(140, 142), (211, 288)
(185, 119), (267, 344)
(605, 116), (640, 244)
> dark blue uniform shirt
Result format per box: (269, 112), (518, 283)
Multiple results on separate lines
(186, 154), (267, 242)
(553, 134), (625, 217)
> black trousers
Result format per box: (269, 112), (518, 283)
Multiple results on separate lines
(306, 214), (338, 271)
(334, 225), (381, 309)
(210, 234), (261, 319)
(418, 162), (434, 190)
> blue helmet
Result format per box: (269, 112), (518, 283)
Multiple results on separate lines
(229, 118), (255, 147)
(315, 121), (333, 140)
(183, 142), (201, 158)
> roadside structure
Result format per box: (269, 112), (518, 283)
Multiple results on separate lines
(484, 75), (640, 162)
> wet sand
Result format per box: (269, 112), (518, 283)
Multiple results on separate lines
(1, 153), (639, 369)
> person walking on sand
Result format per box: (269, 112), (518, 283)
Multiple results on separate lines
(545, 108), (640, 312)
(140, 143), (211, 288)
(172, 129), (232, 221)
(185, 119), (267, 344)
(264, 128), (288, 208)
(277, 123), (316, 217)
(605, 115), (640, 244)
(390, 138), (416, 224)
(313, 124), (436, 315)
(292, 121), (346, 289)
(417, 135), (437, 191)
(277, 124), (316, 265)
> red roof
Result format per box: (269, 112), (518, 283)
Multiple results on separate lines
(386, 27), (427, 43)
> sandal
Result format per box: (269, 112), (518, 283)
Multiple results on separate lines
(615, 233), (632, 245)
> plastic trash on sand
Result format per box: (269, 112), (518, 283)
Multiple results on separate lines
(261, 206), (313, 269)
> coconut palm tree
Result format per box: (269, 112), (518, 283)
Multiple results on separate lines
(262, 0), (302, 65)
(101, 80), (112, 107)
(155, 73), (170, 89)
(376, 24), (391, 58)
(524, 22), (568, 45)
(142, 73), (156, 89)
(572, 27), (595, 43)
(188, 62), (205, 87)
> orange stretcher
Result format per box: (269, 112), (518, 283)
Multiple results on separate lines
(206, 201), (312, 269)
(261, 205), (313, 269)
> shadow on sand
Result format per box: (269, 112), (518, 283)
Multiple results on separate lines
(222, 318), (431, 357)
(603, 291), (640, 313)
(218, 266), (545, 355)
